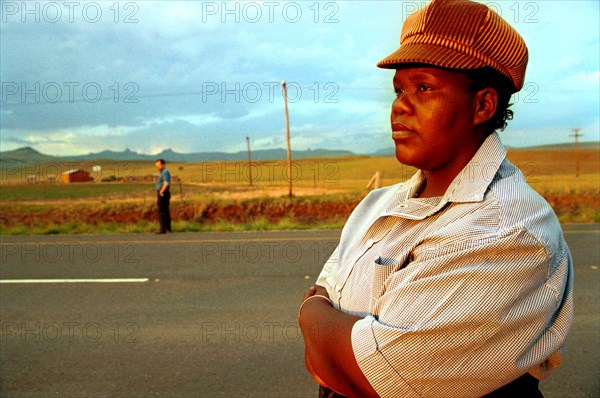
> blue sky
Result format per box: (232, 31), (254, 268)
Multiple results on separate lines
(1, 0), (599, 155)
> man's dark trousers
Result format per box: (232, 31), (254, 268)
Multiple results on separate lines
(157, 190), (171, 233)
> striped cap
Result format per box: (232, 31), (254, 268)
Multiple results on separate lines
(377, 0), (528, 92)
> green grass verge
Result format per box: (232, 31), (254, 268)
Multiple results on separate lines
(0, 218), (347, 235)
(0, 189), (597, 235)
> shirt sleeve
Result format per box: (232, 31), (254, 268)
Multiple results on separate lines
(351, 226), (573, 398)
(163, 170), (171, 185)
(315, 245), (339, 300)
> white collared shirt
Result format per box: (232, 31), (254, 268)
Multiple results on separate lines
(316, 133), (573, 398)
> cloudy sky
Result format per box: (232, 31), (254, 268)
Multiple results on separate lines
(1, 0), (599, 156)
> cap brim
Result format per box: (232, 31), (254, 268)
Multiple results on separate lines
(377, 43), (488, 71)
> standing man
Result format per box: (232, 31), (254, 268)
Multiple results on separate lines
(298, 0), (573, 397)
(155, 159), (171, 234)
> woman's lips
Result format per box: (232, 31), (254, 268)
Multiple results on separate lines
(391, 125), (416, 140)
(392, 130), (414, 139)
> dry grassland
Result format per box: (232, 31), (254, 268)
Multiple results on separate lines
(0, 147), (598, 234)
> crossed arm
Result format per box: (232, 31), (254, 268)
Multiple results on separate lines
(298, 285), (380, 398)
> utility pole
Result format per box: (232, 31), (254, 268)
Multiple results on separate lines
(571, 128), (582, 177)
(282, 80), (292, 198)
(246, 136), (252, 186)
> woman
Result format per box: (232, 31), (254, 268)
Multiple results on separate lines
(298, 1), (573, 397)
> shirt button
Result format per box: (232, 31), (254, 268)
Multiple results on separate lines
(399, 203), (408, 208)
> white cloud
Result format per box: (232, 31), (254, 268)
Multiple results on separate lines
(561, 70), (600, 89)
(141, 113), (224, 127)
(1, 1), (599, 156)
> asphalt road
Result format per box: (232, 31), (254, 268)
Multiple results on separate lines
(0, 225), (598, 398)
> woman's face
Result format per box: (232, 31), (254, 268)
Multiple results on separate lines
(390, 67), (484, 175)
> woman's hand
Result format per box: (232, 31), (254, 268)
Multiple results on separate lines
(301, 285), (332, 389)
(302, 285), (330, 302)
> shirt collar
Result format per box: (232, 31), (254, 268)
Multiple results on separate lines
(445, 132), (507, 203)
(386, 132), (507, 218)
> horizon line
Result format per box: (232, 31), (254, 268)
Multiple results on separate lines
(2, 140), (600, 158)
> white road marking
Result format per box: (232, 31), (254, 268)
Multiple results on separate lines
(0, 278), (150, 284)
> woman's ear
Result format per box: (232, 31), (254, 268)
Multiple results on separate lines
(473, 87), (498, 127)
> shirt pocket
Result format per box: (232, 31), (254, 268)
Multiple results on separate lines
(371, 252), (414, 308)
(371, 256), (400, 306)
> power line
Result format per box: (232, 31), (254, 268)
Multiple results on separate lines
(570, 128), (583, 178)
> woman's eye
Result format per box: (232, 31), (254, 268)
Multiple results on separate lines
(394, 88), (403, 95)
(418, 84), (431, 91)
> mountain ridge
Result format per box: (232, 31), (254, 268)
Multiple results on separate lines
(372, 141), (600, 156)
(0, 146), (357, 164)
(2, 141), (598, 164)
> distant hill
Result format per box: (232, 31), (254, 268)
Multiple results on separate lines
(372, 147), (395, 157)
(3, 141), (597, 164)
(507, 142), (600, 150)
(0, 146), (60, 163)
(0, 146), (356, 164)
(372, 141), (600, 156)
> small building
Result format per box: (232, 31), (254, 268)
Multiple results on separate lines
(61, 169), (93, 183)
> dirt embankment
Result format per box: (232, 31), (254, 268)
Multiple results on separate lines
(0, 197), (361, 228)
(1, 190), (597, 231)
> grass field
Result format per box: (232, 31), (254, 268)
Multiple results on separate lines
(1, 148), (598, 234)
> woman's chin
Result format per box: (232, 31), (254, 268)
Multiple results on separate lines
(394, 143), (411, 164)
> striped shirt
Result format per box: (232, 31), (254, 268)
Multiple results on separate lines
(316, 132), (573, 398)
